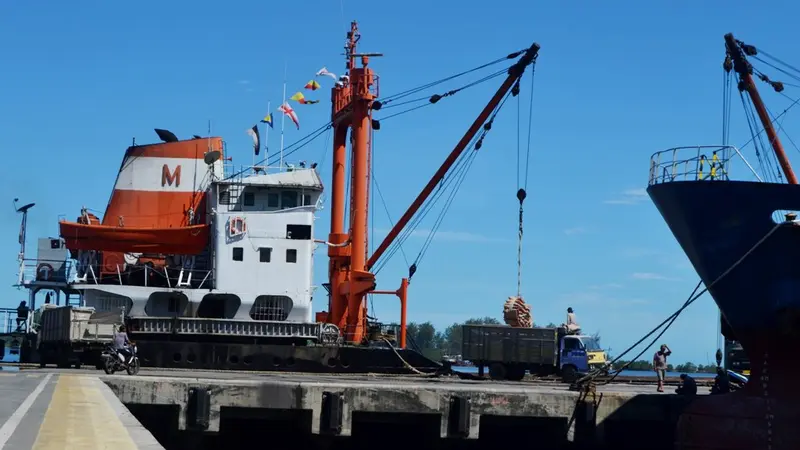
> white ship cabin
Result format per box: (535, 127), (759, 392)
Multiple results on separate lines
(208, 167), (323, 322)
(53, 167), (324, 325)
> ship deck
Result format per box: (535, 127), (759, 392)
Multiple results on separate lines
(0, 365), (709, 449)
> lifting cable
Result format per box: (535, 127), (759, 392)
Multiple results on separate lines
(515, 60), (536, 298)
(373, 76), (525, 276)
(575, 218), (791, 387)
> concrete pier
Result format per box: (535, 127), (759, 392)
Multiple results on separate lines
(0, 366), (708, 449)
(102, 370), (701, 449)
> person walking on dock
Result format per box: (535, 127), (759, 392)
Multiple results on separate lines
(653, 344), (672, 392)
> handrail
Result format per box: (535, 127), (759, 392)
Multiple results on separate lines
(648, 145), (763, 186)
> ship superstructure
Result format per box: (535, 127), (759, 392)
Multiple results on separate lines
(21, 132), (332, 343)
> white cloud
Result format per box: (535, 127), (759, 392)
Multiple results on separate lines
(588, 282), (624, 290)
(563, 226), (588, 235)
(603, 188), (648, 205)
(631, 272), (678, 281)
(237, 80), (250, 85)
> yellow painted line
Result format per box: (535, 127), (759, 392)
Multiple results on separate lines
(33, 375), (138, 450)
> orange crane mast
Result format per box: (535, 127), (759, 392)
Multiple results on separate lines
(318, 21), (540, 346)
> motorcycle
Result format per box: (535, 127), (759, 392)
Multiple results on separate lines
(101, 343), (140, 375)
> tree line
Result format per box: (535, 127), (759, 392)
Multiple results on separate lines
(405, 317), (717, 373)
(611, 359), (718, 374)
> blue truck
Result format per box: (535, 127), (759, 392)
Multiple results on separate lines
(461, 324), (608, 381)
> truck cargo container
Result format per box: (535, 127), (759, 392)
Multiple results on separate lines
(37, 305), (121, 369)
(461, 324), (608, 381)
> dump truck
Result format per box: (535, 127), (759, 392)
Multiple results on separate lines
(36, 305), (122, 369)
(461, 324), (608, 381)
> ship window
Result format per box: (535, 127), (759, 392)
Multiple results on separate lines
(243, 192), (255, 206)
(286, 249), (297, 263)
(286, 224), (312, 240)
(219, 189), (231, 205)
(281, 191), (298, 209)
(267, 193), (279, 208)
(232, 247), (243, 261)
(303, 194), (312, 206)
(259, 247), (272, 263)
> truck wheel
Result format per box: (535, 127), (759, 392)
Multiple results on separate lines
(561, 365), (577, 383)
(488, 363), (507, 380)
(506, 366), (526, 382)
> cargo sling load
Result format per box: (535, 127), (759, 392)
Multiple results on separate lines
(646, 33), (800, 449)
(16, 22), (542, 374)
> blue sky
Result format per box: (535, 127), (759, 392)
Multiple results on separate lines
(3, 0), (800, 366)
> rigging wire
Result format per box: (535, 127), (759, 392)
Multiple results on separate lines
(376, 67), (512, 122)
(578, 217), (789, 387)
(377, 49), (526, 106)
(379, 66), (510, 111)
(374, 83), (520, 275)
(222, 121), (333, 181)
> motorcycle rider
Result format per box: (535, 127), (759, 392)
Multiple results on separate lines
(113, 325), (133, 365)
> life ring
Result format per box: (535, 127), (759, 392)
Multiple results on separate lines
(36, 263), (54, 281)
(229, 216), (247, 236)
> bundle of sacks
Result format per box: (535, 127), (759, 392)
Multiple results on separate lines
(503, 296), (532, 328)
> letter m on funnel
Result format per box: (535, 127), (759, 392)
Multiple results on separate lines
(162, 164), (182, 187)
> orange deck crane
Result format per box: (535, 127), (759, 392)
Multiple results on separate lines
(316, 21), (540, 346)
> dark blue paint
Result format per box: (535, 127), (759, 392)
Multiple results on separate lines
(647, 180), (800, 333)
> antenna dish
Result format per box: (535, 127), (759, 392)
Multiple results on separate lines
(204, 151), (221, 165)
(16, 202), (35, 213)
(154, 128), (179, 143)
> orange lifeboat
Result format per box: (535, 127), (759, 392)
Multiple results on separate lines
(59, 133), (223, 257)
(59, 220), (209, 255)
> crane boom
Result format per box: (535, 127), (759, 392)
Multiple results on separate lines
(366, 43), (540, 269)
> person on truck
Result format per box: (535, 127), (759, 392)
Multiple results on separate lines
(563, 307), (580, 333)
(15, 301), (29, 332)
(114, 325), (133, 364)
(653, 344), (672, 392)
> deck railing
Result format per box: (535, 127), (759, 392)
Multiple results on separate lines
(648, 145), (762, 186)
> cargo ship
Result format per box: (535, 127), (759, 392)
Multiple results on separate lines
(647, 33), (800, 449)
(12, 22), (542, 374)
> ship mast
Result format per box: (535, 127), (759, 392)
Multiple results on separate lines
(324, 21), (540, 345)
(724, 33), (798, 184)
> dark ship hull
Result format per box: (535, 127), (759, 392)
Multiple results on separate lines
(648, 177), (800, 448)
(647, 179), (800, 339)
